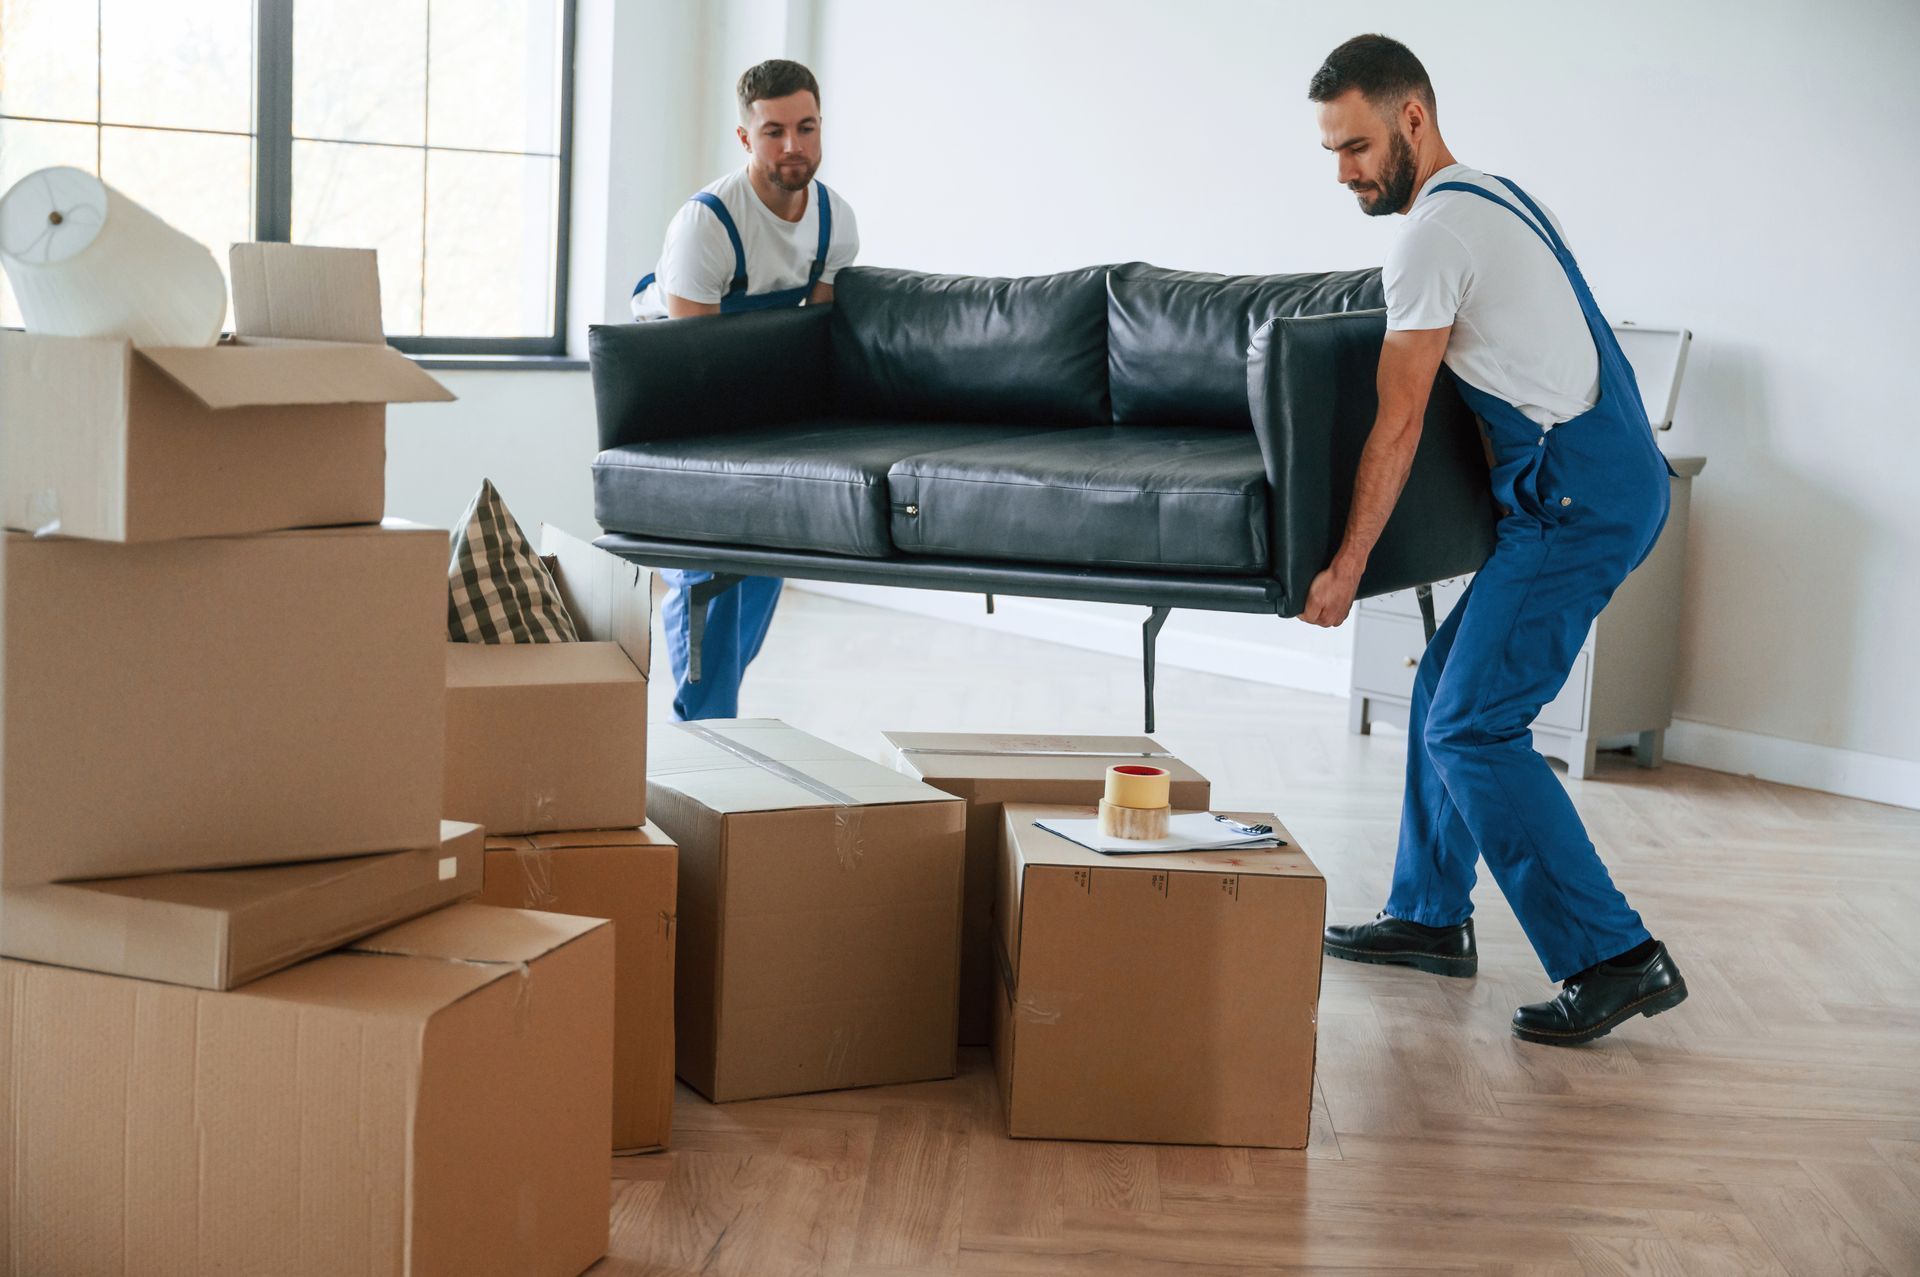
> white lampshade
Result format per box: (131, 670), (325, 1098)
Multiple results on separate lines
(0, 166), (228, 347)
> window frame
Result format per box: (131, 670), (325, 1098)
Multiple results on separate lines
(255, 0), (576, 356)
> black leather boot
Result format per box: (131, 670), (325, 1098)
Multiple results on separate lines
(1322, 912), (1477, 977)
(1512, 941), (1687, 1046)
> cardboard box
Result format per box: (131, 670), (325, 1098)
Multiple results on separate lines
(0, 903), (612, 1277)
(3, 521), (447, 885)
(1, 821), (484, 990)
(479, 824), (678, 1152)
(993, 803), (1325, 1148)
(0, 243), (453, 543)
(882, 731), (1211, 1046)
(444, 526), (650, 836)
(650, 718), (966, 1102)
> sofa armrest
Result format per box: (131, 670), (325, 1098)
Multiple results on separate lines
(587, 305), (835, 452)
(1248, 309), (1496, 616)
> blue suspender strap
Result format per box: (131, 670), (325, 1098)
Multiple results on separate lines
(809, 182), (833, 285)
(1491, 177), (1571, 258)
(690, 192), (749, 297)
(1427, 181), (1558, 254)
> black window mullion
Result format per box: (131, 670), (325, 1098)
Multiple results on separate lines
(548, 0), (575, 356)
(254, 0), (293, 242)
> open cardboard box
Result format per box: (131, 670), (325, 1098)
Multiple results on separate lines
(443, 526), (651, 836)
(0, 242), (453, 542)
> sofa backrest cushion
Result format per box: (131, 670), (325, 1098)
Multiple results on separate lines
(1107, 263), (1383, 430)
(830, 265), (1112, 425)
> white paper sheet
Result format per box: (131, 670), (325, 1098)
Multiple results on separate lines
(1032, 812), (1284, 856)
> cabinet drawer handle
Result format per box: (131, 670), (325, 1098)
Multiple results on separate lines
(1403, 656), (1418, 668)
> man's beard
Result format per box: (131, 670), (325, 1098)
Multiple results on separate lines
(1354, 129), (1417, 216)
(769, 159), (816, 192)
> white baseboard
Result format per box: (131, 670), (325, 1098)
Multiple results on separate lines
(1661, 720), (1919, 811)
(792, 581), (1920, 811)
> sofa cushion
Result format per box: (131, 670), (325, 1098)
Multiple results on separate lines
(1107, 263), (1383, 430)
(593, 421), (1071, 559)
(888, 426), (1270, 575)
(830, 266), (1112, 426)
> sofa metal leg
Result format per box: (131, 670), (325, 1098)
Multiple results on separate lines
(685, 573), (746, 683)
(1142, 605), (1172, 734)
(1415, 583), (1438, 642)
(984, 593), (996, 614)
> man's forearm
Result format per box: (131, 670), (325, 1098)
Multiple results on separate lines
(1331, 411), (1423, 578)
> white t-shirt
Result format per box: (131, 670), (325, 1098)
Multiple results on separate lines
(1385, 163), (1598, 429)
(632, 166), (859, 320)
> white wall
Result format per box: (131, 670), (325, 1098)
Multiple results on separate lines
(799, 0), (1920, 795)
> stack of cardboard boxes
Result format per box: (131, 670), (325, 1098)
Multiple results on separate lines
(0, 245), (616, 1276)
(447, 522), (681, 1154)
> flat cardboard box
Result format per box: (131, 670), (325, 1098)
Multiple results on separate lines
(0, 243), (453, 543)
(3, 521), (447, 885)
(1, 821), (484, 990)
(479, 824), (678, 1152)
(993, 803), (1325, 1148)
(650, 718), (966, 1103)
(882, 731), (1211, 1045)
(444, 526), (650, 836)
(0, 903), (612, 1277)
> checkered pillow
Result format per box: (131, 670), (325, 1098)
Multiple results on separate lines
(447, 480), (580, 643)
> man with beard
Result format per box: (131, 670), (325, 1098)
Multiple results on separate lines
(1304, 34), (1687, 1045)
(631, 59), (860, 720)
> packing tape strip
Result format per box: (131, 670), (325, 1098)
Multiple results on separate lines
(680, 722), (867, 869)
(680, 722), (860, 806)
(1104, 764), (1171, 810)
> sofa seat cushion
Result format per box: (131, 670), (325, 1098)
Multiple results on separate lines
(888, 426), (1271, 575)
(593, 421), (1071, 558)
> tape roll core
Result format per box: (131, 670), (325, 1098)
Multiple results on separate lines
(1104, 764), (1171, 810)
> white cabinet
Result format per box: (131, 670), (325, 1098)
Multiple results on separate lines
(1348, 456), (1703, 779)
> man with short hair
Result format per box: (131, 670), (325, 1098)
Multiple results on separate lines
(631, 59), (859, 720)
(1304, 34), (1687, 1045)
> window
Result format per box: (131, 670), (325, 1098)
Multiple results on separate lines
(0, 0), (573, 354)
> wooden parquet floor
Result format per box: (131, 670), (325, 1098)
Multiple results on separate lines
(603, 589), (1920, 1275)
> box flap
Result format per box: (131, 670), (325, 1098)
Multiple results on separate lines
(445, 640), (643, 689)
(137, 339), (455, 409)
(883, 730), (1209, 787)
(540, 524), (650, 674)
(348, 900), (605, 965)
(230, 242), (385, 344)
(652, 718), (959, 815)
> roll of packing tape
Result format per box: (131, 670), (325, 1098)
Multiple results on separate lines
(1104, 764), (1171, 810)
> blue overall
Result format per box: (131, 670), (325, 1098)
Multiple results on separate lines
(1384, 176), (1674, 982)
(635, 182), (834, 719)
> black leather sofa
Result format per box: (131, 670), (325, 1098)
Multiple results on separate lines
(589, 263), (1495, 726)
